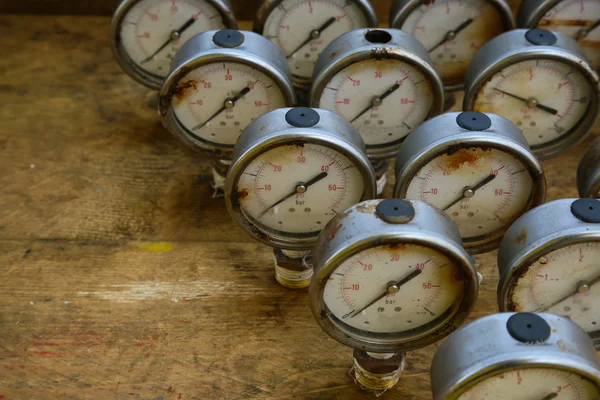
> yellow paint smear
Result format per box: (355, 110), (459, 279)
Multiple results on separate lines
(137, 243), (173, 253)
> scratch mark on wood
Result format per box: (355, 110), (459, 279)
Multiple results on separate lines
(77, 280), (268, 303)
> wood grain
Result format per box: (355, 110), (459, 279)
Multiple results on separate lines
(0, 13), (595, 400)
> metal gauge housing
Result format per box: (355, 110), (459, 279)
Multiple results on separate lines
(110, 0), (237, 89)
(518, 0), (600, 70)
(464, 28), (600, 159)
(253, 0), (378, 89)
(309, 198), (478, 353)
(389, 0), (515, 91)
(393, 112), (546, 255)
(225, 107), (376, 250)
(430, 312), (600, 400)
(577, 137), (600, 197)
(158, 29), (296, 159)
(498, 198), (600, 349)
(310, 28), (444, 160)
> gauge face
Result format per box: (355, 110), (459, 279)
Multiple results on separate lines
(119, 0), (226, 78)
(405, 148), (534, 244)
(323, 244), (463, 335)
(400, 0), (506, 86)
(317, 59), (434, 147)
(537, 0), (600, 69)
(171, 62), (286, 146)
(509, 242), (600, 337)
(262, 0), (369, 82)
(457, 368), (600, 399)
(473, 59), (591, 149)
(235, 143), (365, 235)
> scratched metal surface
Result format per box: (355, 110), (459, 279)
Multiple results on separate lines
(0, 12), (594, 400)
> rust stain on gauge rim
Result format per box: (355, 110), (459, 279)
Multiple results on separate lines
(515, 228), (528, 245)
(539, 18), (589, 28)
(382, 243), (408, 253)
(506, 276), (529, 312)
(325, 220), (343, 241)
(443, 147), (491, 171)
(173, 79), (199, 102)
(356, 202), (378, 214)
(236, 188), (249, 200)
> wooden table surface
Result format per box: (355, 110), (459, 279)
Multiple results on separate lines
(0, 15), (594, 400)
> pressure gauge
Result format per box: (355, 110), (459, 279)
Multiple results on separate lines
(110, 0), (237, 89)
(578, 137), (600, 198)
(518, 0), (600, 69)
(158, 29), (296, 159)
(310, 28), (444, 160)
(225, 107), (376, 251)
(464, 28), (600, 159)
(394, 112), (546, 255)
(253, 0), (378, 90)
(431, 312), (600, 400)
(498, 198), (600, 348)
(389, 0), (515, 91)
(310, 198), (478, 354)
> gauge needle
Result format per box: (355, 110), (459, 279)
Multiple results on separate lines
(541, 393), (558, 400)
(350, 269), (422, 318)
(428, 18), (474, 53)
(192, 86), (251, 131)
(258, 171), (328, 218)
(442, 173), (496, 211)
(350, 83), (401, 123)
(286, 17), (336, 59)
(537, 275), (600, 312)
(141, 17), (196, 64)
(578, 19), (600, 39)
(492, 88), (558, 116)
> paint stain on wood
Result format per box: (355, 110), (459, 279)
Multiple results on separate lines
(137, 243), (173, 253)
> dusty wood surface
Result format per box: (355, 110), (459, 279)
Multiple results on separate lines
(0, 13), (594, 400)
(0, 0), (522, 23)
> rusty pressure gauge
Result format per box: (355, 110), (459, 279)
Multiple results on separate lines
(110, 0), (237, 89)
(310, 198), (477, 392)
(310, 28), (444, 161)
(498, 198), (600, 349)
(431, 312), (600, 400)
(225, 107), (375, 250)
(517, 0), (600, 69)
(394, 111), (546, 254)
(464, 28), (600, 159)
(254, 0), (378, 90)
(159, 29), (296, 159)
(389, 0), (515, 90)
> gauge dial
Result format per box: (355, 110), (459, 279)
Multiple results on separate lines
(323, 244), (463, 334)
(536, 0), (600, 69)
(317, 59), (434, 147)
(399, 0), (508, 87)
(508, 242), (600, 337)
(262, 0), (370, 83)
(458, 368), (600, 399)
(236, 143), (365, 235)
(171, 62), (287, 146)
(405, 148), (534, 244)
(472, 59), (592, 149)
(119, 0), (227, 78)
